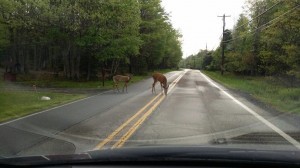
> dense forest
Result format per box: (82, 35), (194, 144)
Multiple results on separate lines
(181, 0), (299, 85)
(0, 0), (182, 80)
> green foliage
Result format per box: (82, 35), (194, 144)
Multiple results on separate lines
(182, 0), (300, 81)
(259, 0), (300, 77)
(135, 0), (182, 73)
(0, 90), (86, 122)
(180, 50), (211, 70)
(0, 0), (182, 79)
(225, 14), (253, 74)
(203, 71), (300, 113)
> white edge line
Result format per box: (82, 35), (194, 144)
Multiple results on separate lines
(0, 90), (113, 126)
(0, 70), (184, 126)
(199, 70), (300, 149)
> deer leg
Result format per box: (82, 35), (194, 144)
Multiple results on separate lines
(152, 81), (157, 94)
(115, 83), (120, 92)
(113, 82), (116, 92)
(122, 82), (125, 93)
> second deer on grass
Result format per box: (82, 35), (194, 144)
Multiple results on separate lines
(152, 72), (169, 95)
(113, 74), (132, 93)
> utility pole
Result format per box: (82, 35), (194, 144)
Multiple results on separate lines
(193, 56), (195, 69)
(205, 43), (208, 56)
(218, 14), (230, 75)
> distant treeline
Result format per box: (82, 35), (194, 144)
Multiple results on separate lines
(0, 0), (182, 80)
(181, 0), (299, 84)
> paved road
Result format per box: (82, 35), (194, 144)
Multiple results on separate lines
(1, 70), (300, 157)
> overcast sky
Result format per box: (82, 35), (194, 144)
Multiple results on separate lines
(161, 0), (246, 58)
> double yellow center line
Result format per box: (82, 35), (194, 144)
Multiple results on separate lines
(94, 71), (186, 150)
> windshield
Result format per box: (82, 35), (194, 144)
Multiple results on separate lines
(0, 0), (299, 164)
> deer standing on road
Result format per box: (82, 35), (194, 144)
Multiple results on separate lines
(113, 74), (132, 93)
(152, 73), (169, 95)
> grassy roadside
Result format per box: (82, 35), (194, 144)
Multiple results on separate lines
(17, 75), (148, 89)
(0, 90), (86, 123)
(0, 68), (176, 122)
(202, 71), (300, 113)
(16, 69), (176, 89)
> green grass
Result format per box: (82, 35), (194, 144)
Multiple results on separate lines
(16, 75), (150, 89)
(202, 71), (300, 113)
(17, 79), (112, 89)
(0, 90), (86, 123)
(16, 69), (176, 89)
(0, 68), (177, 122)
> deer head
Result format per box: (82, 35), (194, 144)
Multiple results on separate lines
(163, 84), (169, 95)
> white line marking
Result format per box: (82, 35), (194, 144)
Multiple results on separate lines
(0, 90), (113, 126)
(199, 70), (300, 149)
(0, 71), (183, 126)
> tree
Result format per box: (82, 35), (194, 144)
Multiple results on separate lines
(259, 0), (300, 85)
(226, 14), (253, 74)
(0, 0), (182, 80)
(134, 0), (182, 74)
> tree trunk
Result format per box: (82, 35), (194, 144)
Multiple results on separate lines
(33, 45), (37, 70)
(76, 47), (81, 80)
(129, 55), (132, 73)
(68, 44), (72, 79)
(63, 40), (71, 79)
(86, 54), (91, 81)
(24, 46), (30, 73)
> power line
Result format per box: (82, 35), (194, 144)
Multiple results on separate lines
(234, 0), (284, 31)
(223, 4), (299, 43)
(216, 0), (284, 46)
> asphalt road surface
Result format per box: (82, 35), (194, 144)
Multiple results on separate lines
(1, 69), (300, 157)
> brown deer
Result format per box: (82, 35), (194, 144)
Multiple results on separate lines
(113, 74), (132, 93)
(152, 72), (169, 95)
